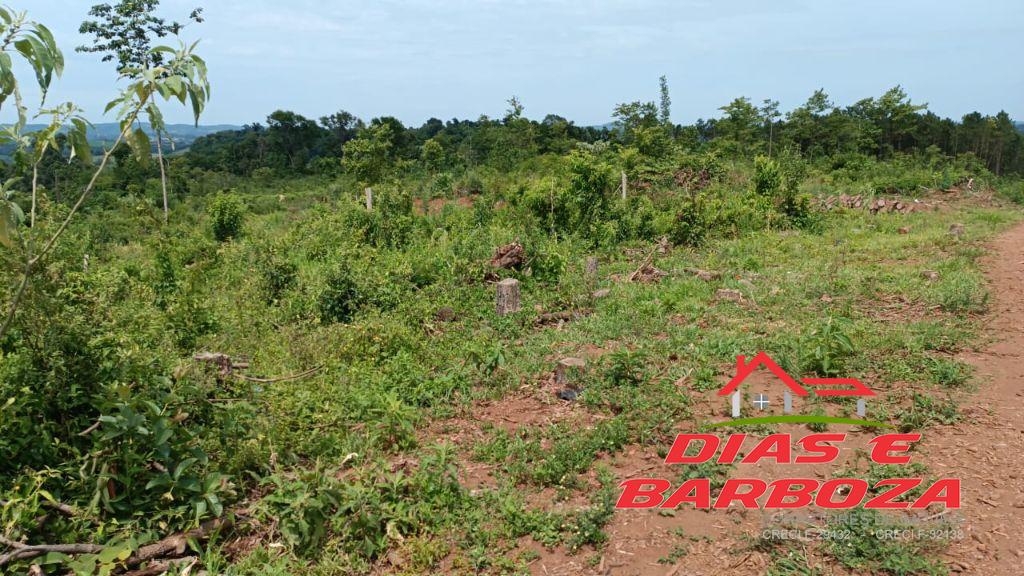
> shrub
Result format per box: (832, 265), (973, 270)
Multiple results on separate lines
(670, 194), (712, 246)
(208, 193), (245, 241)
(318, 264), (361, 323)
(752, 156), (783, 197)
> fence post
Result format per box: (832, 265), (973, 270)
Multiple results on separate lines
(621, 171), (627, 200)
(365, 187), (373, 211)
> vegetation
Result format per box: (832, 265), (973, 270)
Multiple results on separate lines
(0, 3), (1021, 574)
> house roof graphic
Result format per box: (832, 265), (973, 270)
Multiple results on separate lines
(716, 352), (875, 398)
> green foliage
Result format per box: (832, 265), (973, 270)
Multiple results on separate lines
(77, 1), (203, 75)
(669, 193), (712, 246)
(207, 193), (244, 241)
(896, 393), (960, 432)
(801, 316), (855, 376)
(824, 509), (950, 575)
(603, 349), (648, 387)
(318, 263), (361, 323)
(565, 470), (617, 551)
(753, 156), (783, 197)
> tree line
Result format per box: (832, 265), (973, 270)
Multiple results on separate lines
(170, 85), (1023, 181)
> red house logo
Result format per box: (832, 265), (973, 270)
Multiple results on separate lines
(717, 352), (874, 418)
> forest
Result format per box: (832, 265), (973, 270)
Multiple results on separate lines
(1, 2), (1023, 576)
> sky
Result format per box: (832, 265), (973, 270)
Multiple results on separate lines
(7, 0), (1024, 127)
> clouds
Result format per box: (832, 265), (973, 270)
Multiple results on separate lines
(3, 0), (1022, 126)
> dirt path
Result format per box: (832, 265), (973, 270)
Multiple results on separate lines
(916, 221), (1024, 573)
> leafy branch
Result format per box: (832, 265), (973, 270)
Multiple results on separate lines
(0, 17), (210, 340)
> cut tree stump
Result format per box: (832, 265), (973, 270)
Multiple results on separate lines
(491, 243), (525, 269)
(555, 357), (586, 388)
(495, 278), (521, 316)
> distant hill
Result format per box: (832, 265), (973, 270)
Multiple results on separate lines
(60, 122), (241, 151)
(0, 123), (242, 159)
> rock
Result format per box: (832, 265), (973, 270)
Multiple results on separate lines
(592, 288), (611, 299)
(898, 226), (911, 234)
(921, 270), (941, 281)
(716, 288), (744, 302)
(949, 223), (965, 237)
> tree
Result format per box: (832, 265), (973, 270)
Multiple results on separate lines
(265, 110), (323, 172)
(78, 0), (203, 74)
(658, 75), (672, 127)
(612, 101), (659, 143)
(760, 99), (780, 157)
(343, 123), (394, 185)
(716, 97), (761, 155)
(78, 0), (205, 222)
(420, 138), (447, 173)
(319, 110), (363, 155)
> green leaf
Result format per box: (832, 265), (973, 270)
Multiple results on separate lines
(127, 127), (151, 168)
(70, 118), (92, 165)
(174, 457), (198, 480)
(0, 201), (22, 248)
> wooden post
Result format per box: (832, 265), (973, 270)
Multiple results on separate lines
(495, 278), (521, 316)
(555, 357), (586, 388)
(365, 187), (373, 211)
(585, 256), (599, 280)
(621, 171), (627, 200)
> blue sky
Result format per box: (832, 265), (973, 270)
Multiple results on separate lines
(9, 0), (1024, 126)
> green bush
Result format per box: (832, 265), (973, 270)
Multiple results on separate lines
(208, 193), (245, 241)
(752, 155), (783, 197)
(670, 194), (712, 246)
(318, 264), (361, 323)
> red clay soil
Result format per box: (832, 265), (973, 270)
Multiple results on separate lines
(913, 221), (1024, 574)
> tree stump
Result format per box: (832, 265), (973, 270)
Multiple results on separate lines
(495, 278), (521, 316)
(585, 256), (599, 279)
(555, 357), (586, 388)
(365, 187), (373, 211)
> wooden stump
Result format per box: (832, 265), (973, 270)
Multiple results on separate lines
(365, 187), (373, 211)
(555, 357), (586, 388)
(495, 278), (521, 316)
(585, 256), (599, 279)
